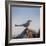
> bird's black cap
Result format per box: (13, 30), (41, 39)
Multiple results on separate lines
(27, 20), (32, 22)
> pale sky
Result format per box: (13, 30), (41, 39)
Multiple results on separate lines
(11, 6), (40, 37)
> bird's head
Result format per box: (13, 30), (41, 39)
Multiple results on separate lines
(27, 20), (32, 23)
